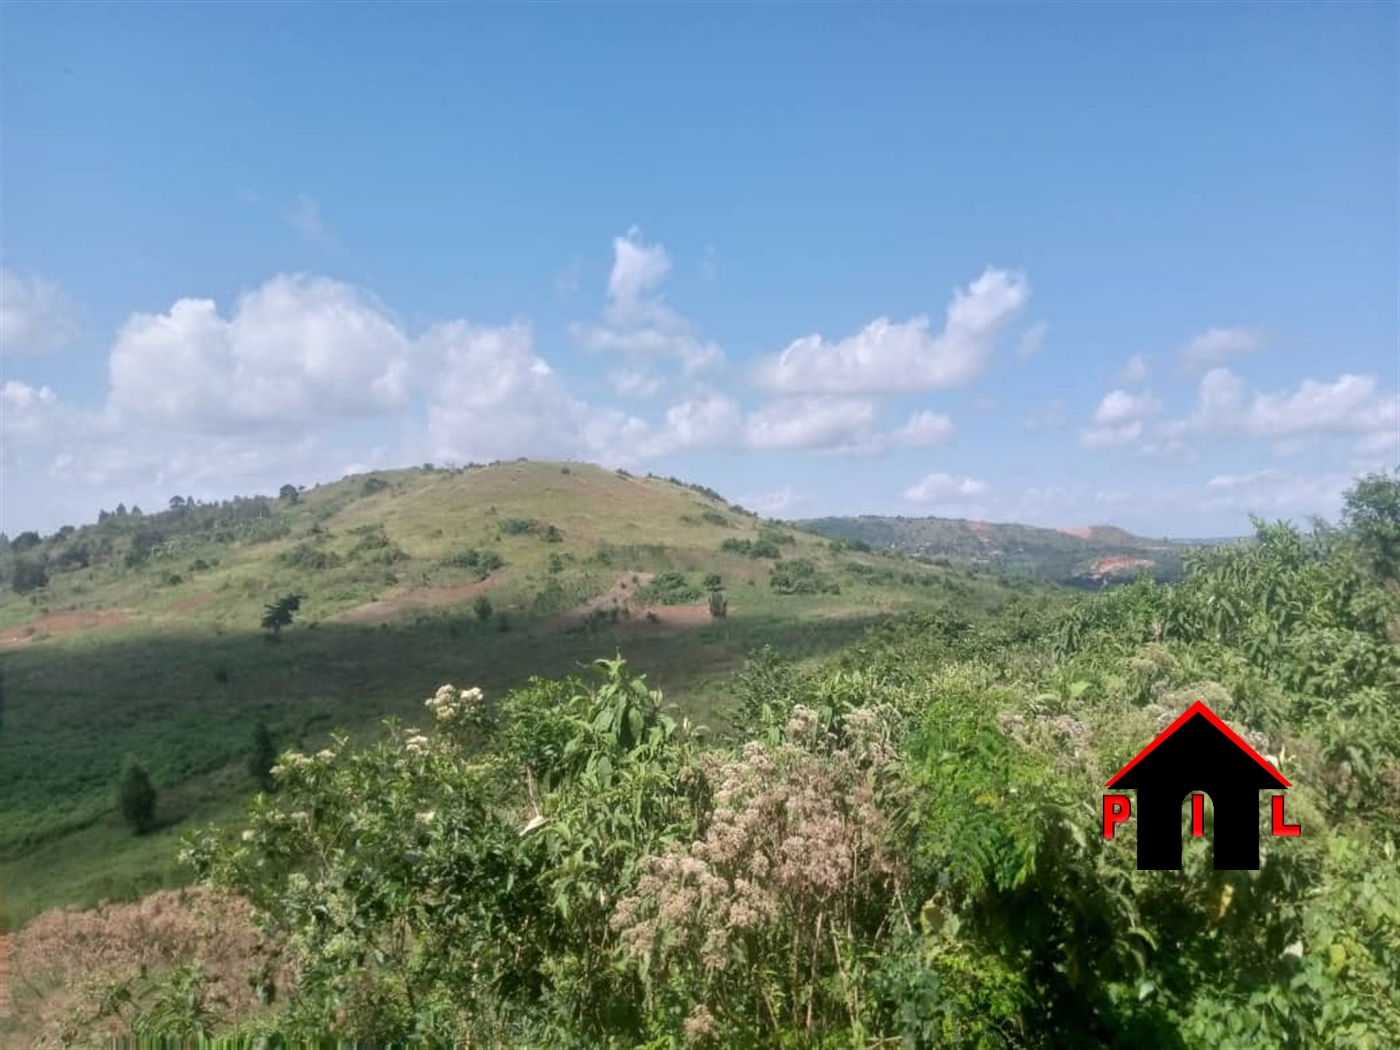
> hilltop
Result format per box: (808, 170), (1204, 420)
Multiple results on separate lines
(0, 459), (1051, 928)
(796, 513), (1236, 588)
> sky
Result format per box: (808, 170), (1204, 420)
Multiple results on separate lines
(1, 3), (1396, 538)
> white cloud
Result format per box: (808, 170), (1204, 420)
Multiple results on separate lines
(1117, 353), (1150, 383)
(903, 472), (989, 503)
(1202, 469), (1354, 517)
(739, 485), (800, 516)
(570, 227), (725, 375)
(744, 397), (878, 452)
(751, 266), (1030, 394)
(1354, 429), (1400, 460)
(644, 394), (743, 456)
(891, 409), (956, 448)
(1080, 388), (1161, 448)
(1093, 389), (1162, 426)
(1, 267), (81, 353)
(287, 194), (335, 247)
(109, 273), (412, 431)
(1015, 319), (1049, 359)
(1162, 369), (1398, 447)
(555, 257), (583, 297)
(0, 380), (61, 437)
(1179, 326), (1264, 369)
(608, 368), (665, 399)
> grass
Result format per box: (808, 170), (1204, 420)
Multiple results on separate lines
(0, 460), (1050, 930)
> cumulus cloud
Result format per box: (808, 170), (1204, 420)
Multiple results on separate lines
(743, 397), (879, 453)
(109, 273), (413, 432)
(1202, 469), (1355, 517)
(570, 226), (724, 375)
(0, 380), (61, 437)
(608, 368), (665, 399)
(1, 267), (81, 353)
(1079, 388), (1161, 448)
(1163, 369), (1398, 445)
(751, 267), (1030, 394)
(1179, 326), (1264, 369)
(738, 485), (800, 516)
(903, 472), (989, 503)
(891, 410), (956, 448)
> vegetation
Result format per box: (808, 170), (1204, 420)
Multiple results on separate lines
(7, 463), (1397, 1049)
(799, 513), (1235, 588)
(259, 594), (302, 639)
(116, 762), (157, 835)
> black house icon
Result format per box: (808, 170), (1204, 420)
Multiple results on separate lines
(1106, 701), (1290, 870)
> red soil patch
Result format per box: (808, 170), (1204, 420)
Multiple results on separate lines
(1057, 526), (1095, 539)
(0, 608), (131, 650)
(326, 578), (498, 626)
(1086, 555), (1156, 579)
(966, 521), (993, 544)
(169, 591), (217, 615)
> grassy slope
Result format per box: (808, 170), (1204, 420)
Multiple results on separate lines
(796, 513), (1227, 586)
(0, 461), (1048, 928)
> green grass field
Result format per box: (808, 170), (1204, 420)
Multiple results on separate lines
(0, 461), (1045, 929)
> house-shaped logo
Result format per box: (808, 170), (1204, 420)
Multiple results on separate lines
(1102, 701), (1299, 870)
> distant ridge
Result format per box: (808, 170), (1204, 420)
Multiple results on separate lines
(796, 513), (1239, 588)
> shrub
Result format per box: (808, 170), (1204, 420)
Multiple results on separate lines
(501, 517), (537, 535)
(361, 477), (389, 495)
(639, 570), (702, 605)
(117, 761), (157, 834)
(770, 558), (841, 595)
(248, 722), (276, 792)
(703, 572), (723, 592)
(11, 558), (48, 593)
(474, 596), (494, 622)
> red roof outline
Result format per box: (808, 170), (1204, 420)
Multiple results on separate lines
(1105, 700), (1290, 789)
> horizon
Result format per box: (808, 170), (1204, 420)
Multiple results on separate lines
(3, 4), (1397, 536)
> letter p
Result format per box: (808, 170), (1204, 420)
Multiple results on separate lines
(1103, 794), (1131, 839)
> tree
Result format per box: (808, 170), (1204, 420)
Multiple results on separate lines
(118, 761), (157, 834)
(474, 595), (494, 622)
(1342, 471), (1400, 580)
(261, 594), (303, 639)
(11, 530), (41, 552)
(169, 496), (186, 512)
(116, 502), (128, 517)
(11, 559), (48, 594)
(248, 722), (277, 792)
(703, 573), (723, 592)
(279, 484), (300, 505)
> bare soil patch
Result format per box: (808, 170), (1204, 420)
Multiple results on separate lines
(327, 578), (498, 626)
(0, 608), (132, 650)
(1057, 526), (1096, 539)
(1085, 555), (1156, 579)
(169, 591), (217, 616)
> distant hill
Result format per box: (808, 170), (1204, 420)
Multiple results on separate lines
(795, 514), (1238, 589)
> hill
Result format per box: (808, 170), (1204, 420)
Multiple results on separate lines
(795, 513), (1236, 588)
(0, 459), (1053, 928)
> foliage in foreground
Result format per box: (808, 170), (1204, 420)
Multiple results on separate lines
(29, 474), (1400, 1048)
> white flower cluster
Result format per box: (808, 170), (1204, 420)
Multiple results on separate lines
(425, 684), (485, 725)
(270, 748), (337, 777)
(404, 732), (432, 755)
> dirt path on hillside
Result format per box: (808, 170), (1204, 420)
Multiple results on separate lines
(0, 608), (132, 650)
(326, 578), (499, 626)
(168, 591), (218, 616)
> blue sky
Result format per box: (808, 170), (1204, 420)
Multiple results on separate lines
(2, 3), (1396, 536)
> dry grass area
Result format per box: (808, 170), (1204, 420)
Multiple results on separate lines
(8, 888), (286, 1048)
(326, 577), (500, 625)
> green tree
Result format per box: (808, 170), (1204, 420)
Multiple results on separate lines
(279, 483), (300, 504)
(1342, 471), (1400, 579)
(261, 594), (303, 639)
(118, 761), (157, 834)
(11, 558), (48, 594)
(248, 721), (277, 792)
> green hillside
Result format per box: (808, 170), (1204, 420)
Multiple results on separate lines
(796, 513), (1235, 588)
(0, 460), (1049, 928)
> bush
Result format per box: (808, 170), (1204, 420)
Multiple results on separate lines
(720, 537), (782, 559)
(501, 517), (537, 535)
(474, 596), (494, 622)
(361, 477), (389, 496)
(770, 558), (841, 595)
(708, 590), (728, 619)
(639, 570), (702, 605)
(248, 722), (276, 792)
(117, 761), (157, 834)
(11, 558), (48, 593)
